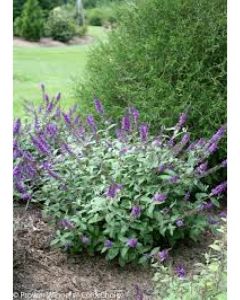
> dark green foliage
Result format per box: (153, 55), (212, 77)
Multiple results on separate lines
(13, 0), (25, 20)
(75, 0), (227, 143)
(16, 0), (44, 41)
(13, 0), (64, 21)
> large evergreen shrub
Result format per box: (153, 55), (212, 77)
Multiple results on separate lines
(16, 0), (44, 41)
(75, 0), (226, 143)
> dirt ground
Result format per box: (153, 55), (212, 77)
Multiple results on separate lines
(13, 36), (95, 48)
(13, 204), (215, 300)
(13, 205), (154, 300)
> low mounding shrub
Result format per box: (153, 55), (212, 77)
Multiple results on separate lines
(15, 0), (44, 41)
(45, 7), (76, 42)
(75, 0), (226, 143)
(13, 88), (226, 266)
(86, 4), (118, 27)
(152, 219), (227, 299)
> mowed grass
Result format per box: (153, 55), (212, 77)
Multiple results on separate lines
(13, 26), (107, 117)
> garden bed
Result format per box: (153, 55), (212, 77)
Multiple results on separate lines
(13, 204), (154, 300)
(13, 36), (95, 48)
(13, 204), (215, 300)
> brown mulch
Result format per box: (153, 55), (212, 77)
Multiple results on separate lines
(13, 204), (216, 300)
(13, 205), (154, 300)
(13, 36), (95, 48)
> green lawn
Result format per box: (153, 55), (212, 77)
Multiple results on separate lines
(13, 26), (107, 117)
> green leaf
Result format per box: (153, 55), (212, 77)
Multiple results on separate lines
(107, 247), (119, 260)
(120, 247), (129, 259)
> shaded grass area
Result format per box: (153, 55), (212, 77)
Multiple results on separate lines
(13, 26), (108, 117)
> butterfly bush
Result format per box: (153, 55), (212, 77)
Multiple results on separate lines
(13, 87), (227, 266)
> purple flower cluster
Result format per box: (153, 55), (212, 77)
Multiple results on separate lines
(196, 162), (208, 175)
(131, 205), (141, 218)
(86, 115), (97, 132)
(181, 133), (190, 145)
(175, 264), (186, 278)
(13, 119), (21, 135)
(45, 123), (58, 137)
(176, 113), (187, 129)
(176, 219), (184, 227)
(94, 98), (104, 114)
(62, 112), (71, 126)
(127, 238), (138, 248)
(158, 249), (169, 262)
(106, 183), (122, 198)
(139, 123), (149, 142)
(104, 240), (113, 248)
(31, 134), (51, 156)
(153, 193), (167, 202)
(121, 115), (131, 132)
(211, 181), (227, 196)
(130, 107), (139, 124)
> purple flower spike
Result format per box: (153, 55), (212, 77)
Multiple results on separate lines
(176, 219), (184, 227)
(46, 123), (58, 137)
(139, 123), (149, 142)
(211, 181), (227, 196)
(176, 113), (187, 129)
(153, 193), (167, 203)
(56, 92), (61, 102)
(127, 238), (138, 248)
(62, 113), (71, 126)
(44, 94), (49, 104)
(13, 119), (21, 135)
(181, 133), (190, 144)
(15, 181), (26, 194)
(121, 115), (131, 132)
(158, 249), (169, 262)
(106, 183), (122, 198)
(21, 193), (32, 201)
(31, 135), (51, 156)
(46, 101), (54, 113)
(175, 264), (186, 278)
(197, 162), (208, 175)
(208, 142), (218, 154)
(74, 115), (81, 125)
(104, 240), (113, 248)
(87, 115), (97, 132)
(81, 235), (90, 245)
(130, 107), (140, 124)
(131, 206), (141, 218)
(94, 98), (104, 114)
(209, 126), (226, 144)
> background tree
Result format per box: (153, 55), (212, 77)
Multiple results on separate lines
(18, 0), (44, 41)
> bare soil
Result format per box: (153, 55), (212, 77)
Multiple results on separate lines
(13, 36), (95, 48)
(13, 204), (215, 300)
